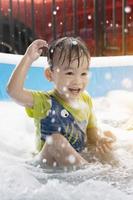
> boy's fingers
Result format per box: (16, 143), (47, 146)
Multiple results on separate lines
(103, 137), (115, 143)
(96, 146), (104, 154)
(105, 142), (113, 150)
(100, 144), (110, 154)
(96, 141), (113, 154)
(34, 39), (48, 49)
(103, 131), (116, 142)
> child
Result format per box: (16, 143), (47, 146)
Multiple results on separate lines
(7, 37), (116, 167)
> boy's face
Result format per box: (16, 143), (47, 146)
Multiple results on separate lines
(50, 55), (89, 102)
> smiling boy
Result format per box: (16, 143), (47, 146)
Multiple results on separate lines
(7, 37), (116, 167)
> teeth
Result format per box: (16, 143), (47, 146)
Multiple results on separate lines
(69, 88), (80, 94)
(69, 88), (80, 91)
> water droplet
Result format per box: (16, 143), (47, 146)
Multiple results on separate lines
(72, 40), (78, 45)
(121, 78), (132, 89)
(124, 28), (128, 33)
(52, 110), (55, 115)
(42, 158), (47, 163)
(53, 10), (57, 15)
(51, 118), (55, 123)
(125, 6), (132, 13)
(88, 15), (92, 20)
(61, 142), (65, 148)
(48, 23), (52, 27)
(46, 136), (53, 145)
(65, 93), (69, 98)
(56, 6), (60, 10)
(56, 68), (60, 72)
(53, 161), (57, 167)
(67, 154), (76, 164)
(104, 73), (112, 80)
(58, 127), (61, 132)
(62, 86), (67, 92)
(50, 49), (54, 54)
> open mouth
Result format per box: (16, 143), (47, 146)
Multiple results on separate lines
(68, 88), (81, 95)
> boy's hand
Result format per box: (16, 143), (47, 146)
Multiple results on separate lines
(96, 131), (116, 154)
(25, 39), (48, 62)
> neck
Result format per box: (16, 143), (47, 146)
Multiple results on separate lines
(54, 89), (79, 104)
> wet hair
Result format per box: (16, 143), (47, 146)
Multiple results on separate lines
(47, 37), (90, 70)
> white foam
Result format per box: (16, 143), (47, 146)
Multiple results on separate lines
(0, 90), (133, 199)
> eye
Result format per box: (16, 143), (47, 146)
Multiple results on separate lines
(81, 72), (88, 76)
(61, 109), (69, 118)
(65, 72), (74, 75)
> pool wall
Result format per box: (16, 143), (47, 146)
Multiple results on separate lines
(0, 53), (133, 100)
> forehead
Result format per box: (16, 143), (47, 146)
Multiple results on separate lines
(53, 48), (89, 69)
(63, 55), (89, 70)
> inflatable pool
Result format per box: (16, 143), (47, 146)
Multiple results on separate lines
(0, 53), (133, 99)
(0, 53), (133, 200)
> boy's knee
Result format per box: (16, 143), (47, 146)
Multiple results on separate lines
(44, 133), (70, 155)
(46, 133), (68, 146)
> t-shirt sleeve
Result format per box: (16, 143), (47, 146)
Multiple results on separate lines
(25, 91), (51, 119)
(87, 105), (97, 129)
(83, 91), (97, 129)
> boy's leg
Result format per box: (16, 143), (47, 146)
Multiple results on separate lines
(38, 133), (88, 167)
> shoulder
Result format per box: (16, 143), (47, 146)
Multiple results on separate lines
(32, 90), (51, 99)
(25, 90), (52, 118)
(32, 90), (53, 104)
(81, 90), (93, 104)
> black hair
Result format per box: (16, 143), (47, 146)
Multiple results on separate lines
(47, 37), (90, 70)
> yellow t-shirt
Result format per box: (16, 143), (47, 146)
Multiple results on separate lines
(26, 90), (97, 152)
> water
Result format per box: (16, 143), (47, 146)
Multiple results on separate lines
(0, 90), (133, 200)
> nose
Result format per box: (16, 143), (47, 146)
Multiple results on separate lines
(72, 75), (82, 85)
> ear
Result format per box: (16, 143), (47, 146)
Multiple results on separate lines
(44, 67), (53, 81)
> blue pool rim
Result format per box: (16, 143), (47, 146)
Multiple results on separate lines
(0, 53), (133, 100)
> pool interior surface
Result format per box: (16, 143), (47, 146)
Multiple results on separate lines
(0, 62), (133, 100)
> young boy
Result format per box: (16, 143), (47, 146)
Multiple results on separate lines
(7, 37), (116, 167)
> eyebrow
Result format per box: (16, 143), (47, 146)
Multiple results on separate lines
(64, 66), (89, 71)
(64, 67), (74, 71)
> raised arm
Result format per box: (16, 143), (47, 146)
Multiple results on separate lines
(6, 39), (48, 107)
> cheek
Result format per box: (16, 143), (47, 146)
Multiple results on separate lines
(66, 80), (70, 86)
(61, 76), (71, 86)
(52, 73), (60, 83)
(83, 77), (89, 84)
